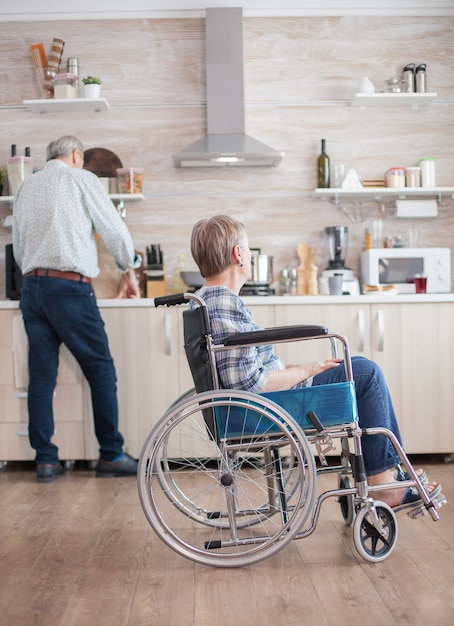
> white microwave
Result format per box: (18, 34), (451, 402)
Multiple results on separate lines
(360, 248), (451, 294)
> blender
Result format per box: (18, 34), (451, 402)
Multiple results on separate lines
(318, 226), (360, 295)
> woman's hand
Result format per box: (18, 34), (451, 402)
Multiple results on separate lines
(302, 358), (343, 378)
(263, 358), (342, 392)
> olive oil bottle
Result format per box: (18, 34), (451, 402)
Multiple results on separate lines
(317, 138), (331, 188)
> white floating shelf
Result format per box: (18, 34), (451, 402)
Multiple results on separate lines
(1, 194), (143, 204)
(23, 97), (110, 113)
(109, 194), (144, 201)
(315, 187), (454, 201)
(351, 92), (437, 107)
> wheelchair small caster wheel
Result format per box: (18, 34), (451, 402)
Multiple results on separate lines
(353, 501), (398, 562)
(338, 474), (355, 526)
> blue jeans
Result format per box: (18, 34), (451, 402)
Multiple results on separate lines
(20, 275), (124, 464)
(312, 356), (402, 476)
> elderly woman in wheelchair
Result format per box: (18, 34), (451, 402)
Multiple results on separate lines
(137, 214), (445, 567)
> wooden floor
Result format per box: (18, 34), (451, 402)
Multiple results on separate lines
(0, 457), (453, 626)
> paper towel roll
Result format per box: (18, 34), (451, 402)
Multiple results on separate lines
(396, 199), (438, 218)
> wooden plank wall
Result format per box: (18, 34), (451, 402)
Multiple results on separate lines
(0, 16), (453, 297)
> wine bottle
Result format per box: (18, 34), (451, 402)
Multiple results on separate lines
(317, 139), (330, 188)
(25, 147), (31, 157)
(11, 144), (17, 157)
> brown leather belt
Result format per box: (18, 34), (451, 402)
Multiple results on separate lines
(25, 269), (92, 283)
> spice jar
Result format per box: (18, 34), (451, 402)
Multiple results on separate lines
(116, 168), (144, 194)
(405, 167), (421, 187)
(385, 167), (405, 188)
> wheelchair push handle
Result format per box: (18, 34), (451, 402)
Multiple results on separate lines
(154, 293), (189, 307)
(154, 292), (207, 308)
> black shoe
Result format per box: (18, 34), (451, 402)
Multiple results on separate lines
(36, 462), (65, 483)
(95, 452), (138, 477)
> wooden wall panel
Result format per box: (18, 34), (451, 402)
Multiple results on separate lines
(0, 16), (453, 297)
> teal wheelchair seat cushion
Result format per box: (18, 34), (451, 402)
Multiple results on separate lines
(214, 381), (358, 439)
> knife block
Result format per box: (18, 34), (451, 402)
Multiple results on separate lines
(146, 278), (167, 298)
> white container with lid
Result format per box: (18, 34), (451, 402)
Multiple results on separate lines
(418, 158), (436, 188)
(53, 73), (79, 99)
(385, 167), (405, 188)
(405, 166), (421, 187)
(7, 156), (34, 195)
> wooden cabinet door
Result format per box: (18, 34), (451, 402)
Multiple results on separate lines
(369, 302), (454, 454)
(273, 302), (371, 365)
(0, 311), (85, 461)
(87, 306), (188, 459)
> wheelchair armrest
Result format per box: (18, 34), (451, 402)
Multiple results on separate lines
(223, 324), (328, 346)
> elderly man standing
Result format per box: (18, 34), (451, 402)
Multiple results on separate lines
(12, 135), (141, 482)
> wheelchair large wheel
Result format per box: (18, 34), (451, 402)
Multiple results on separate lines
(353, 501), (398, 562)
(163, 386), (302, 524)
(138, 390), (317, 568)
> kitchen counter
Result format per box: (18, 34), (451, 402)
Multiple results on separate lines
(1, 293), (454, 309)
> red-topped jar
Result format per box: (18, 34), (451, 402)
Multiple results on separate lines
(385, 167), (405, 188)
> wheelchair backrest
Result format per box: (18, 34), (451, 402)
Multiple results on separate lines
(183, 306), (216, 394)
(183, 305), (218, 436)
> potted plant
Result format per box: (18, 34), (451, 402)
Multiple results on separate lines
(82, 76), (102, 98)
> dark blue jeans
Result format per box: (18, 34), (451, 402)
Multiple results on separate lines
(20, 275), (124, 464)
(312, 356), (403, 476)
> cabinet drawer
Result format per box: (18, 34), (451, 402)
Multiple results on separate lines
(0, 421), (85, 461)
(0, 385), (84, 423)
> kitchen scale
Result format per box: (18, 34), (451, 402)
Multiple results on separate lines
(318, 226), (360, 296)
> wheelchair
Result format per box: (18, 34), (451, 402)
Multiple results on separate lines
(137, 293), (446, 568)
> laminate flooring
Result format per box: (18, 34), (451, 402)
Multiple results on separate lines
(0, 457), (453, 626)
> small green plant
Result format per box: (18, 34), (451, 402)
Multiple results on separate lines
(0, 168), (4, 184)
(82, 76), (102, 85)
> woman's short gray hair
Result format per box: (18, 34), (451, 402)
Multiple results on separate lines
(46, 135), (84, 161)
(191, 215), (247, 278)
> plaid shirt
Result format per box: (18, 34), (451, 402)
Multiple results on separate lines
(191, 285), (285, 393)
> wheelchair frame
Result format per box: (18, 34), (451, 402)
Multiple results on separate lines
(137, 293), (445, 568)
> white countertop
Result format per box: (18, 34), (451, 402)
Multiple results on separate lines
(2, 293), (454, 309)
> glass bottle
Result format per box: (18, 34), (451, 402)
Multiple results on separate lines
(317, 139), (330, 188)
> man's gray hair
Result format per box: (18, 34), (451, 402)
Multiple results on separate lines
(46, 135), (84, 161)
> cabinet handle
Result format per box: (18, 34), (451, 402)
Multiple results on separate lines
(377, 309), (385, 352)
(357, 309), (365, 352)
(164, 313), (172, 356)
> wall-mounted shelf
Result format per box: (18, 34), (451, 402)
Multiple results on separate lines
(1, 193), (143, 204)
(23, 97), (110, 113)
(1, 193), (144, 227)
(109, 193), (144, 202)
(314, 187), (454, 203)
(351, 93), (437, 107)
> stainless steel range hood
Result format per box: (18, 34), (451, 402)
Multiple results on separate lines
(172, 7), (284, 168)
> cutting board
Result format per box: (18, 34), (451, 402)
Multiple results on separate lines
(83, 147), (123, 177)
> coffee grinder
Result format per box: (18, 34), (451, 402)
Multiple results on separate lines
(318, 226), (360, 295)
